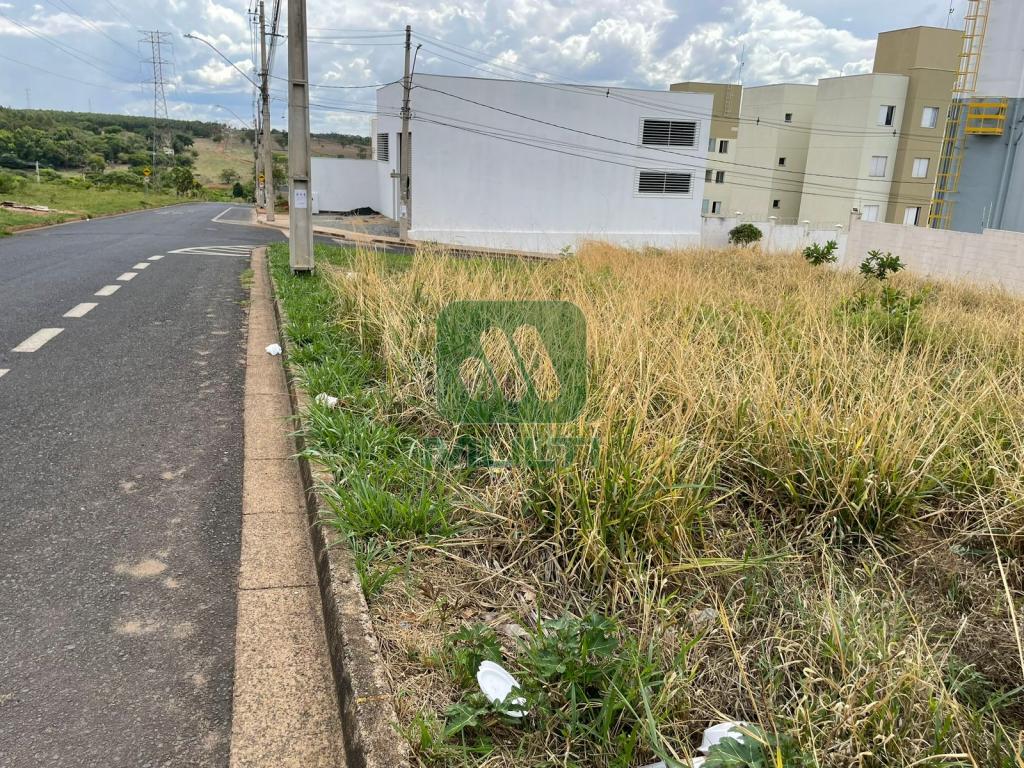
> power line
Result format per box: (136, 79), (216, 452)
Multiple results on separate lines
(0, 10), (136, 81)
(275, 93), (943, 209)
(0, 52), (142, 94)
(412, 83), (939, 188)
(413, 36), (947, 144)
(45, 0), (141, 60)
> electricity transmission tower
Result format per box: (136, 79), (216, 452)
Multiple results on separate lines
(141, 30), (171, 181)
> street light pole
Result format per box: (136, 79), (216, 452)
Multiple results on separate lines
(258, 0), (275, 222)
(286, 0), (313, 271)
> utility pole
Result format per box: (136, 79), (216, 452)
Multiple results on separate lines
(399, 25), (412, 240)
(258, 0), (275, 222)
(286, 0), (313, 271)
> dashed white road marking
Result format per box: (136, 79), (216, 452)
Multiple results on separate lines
(148, 255), (164, 261)
(96, 285), (121, 296)
(64, 302), (98, 318)
(117, 272), (137, 281)
(133, 262), (150, 270)
(0, 369), (9, 379)
(13, 328), (63, 352)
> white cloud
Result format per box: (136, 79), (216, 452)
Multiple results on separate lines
(0, 0), (957, 131)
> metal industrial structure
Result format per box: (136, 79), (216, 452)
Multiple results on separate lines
(929, 0), (992, 228)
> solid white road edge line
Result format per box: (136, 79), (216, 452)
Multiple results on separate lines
(133, 263), (150, 269)
(211, 207), (234, 223)
(117, 272), (137, 281)
(13, 328), (63, 353)
(95, 285), (121, 296)
(63, 303), (98, 318)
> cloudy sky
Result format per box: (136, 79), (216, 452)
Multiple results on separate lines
(0, 0), (967, 134)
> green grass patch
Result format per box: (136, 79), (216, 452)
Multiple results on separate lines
(0, 180), (181, 234)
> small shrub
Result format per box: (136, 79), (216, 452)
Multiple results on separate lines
(729, 223), (762, 246)
(231, 181), (244, 198)
(859, 249), (904, 281)
(0, 171), (25, 194)
(802, 239), (838, 266)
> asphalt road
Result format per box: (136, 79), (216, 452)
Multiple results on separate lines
(0, 204), (283, 767)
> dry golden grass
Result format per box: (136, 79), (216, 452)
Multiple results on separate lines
(317, 242), (1024, 766)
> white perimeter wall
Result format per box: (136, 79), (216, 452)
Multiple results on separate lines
(378, 75), (712, 253)
(842, 219), (1024, 295)
(310, 157), (381, 213)
(702, 216), (849, 257)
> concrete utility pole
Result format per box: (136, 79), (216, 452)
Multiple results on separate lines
(258, 0), (275, 222)
(286, 0), (313, 271)
(399, 25), (412, 240)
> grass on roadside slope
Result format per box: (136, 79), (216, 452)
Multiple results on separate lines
(272, 241), (1024, 768)
(0, 180), (181, 234)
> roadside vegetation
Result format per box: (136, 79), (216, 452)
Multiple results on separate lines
(270, 241), (1024, 767)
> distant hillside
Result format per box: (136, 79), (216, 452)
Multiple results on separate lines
(0, 107), (370, 173)
(0, 107), (226, 171)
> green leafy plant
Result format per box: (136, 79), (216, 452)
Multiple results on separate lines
(704, 724), (810, 767)
(859, 249), (904, 281)
(802, 239), (838, 266)
(729, 223), (762, 246)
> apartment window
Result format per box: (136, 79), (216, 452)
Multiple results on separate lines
(903, 206), (922, 226)
(869, 155), (888, 177)
(637, 170), (693, 195)
(718, 139), (729, 153)
(912, 158), (930, 178)
(708, 137), (717, 153)
(878, 105), (896, 127)
(702, 199), (710, 214)
(921, 106), (940, 129)
(784, 112), (793, 123)
(641, 119), (698, 147)
(705, 169), (714, 182)
(772, 199), (781, 209)
(711, 201), (723, 214)
(778, 157), (787, 166)
(376, 132), (389, 161)
(715, 170), (726, 184)
(862, 205), (880, 222)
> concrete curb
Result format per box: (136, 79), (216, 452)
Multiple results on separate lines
(264, 250), (412, 768)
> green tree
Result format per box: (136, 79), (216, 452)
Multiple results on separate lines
(86, 153), (106, 173)
(168, 165), (197, 196)
(220, 168), (240, 184)
(729, 223), (763, 246)
(231, 181), (244, 198)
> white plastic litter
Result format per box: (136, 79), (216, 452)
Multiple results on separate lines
(315, 393), (339, 409)
(265, 343), (282, 356)
(641, 759), (704, 768)
(700, 721), (751, 753)
(476, 660), (527, 717)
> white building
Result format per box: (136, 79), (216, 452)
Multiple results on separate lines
(311, 74), (714, 253)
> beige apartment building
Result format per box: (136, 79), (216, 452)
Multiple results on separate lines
(669, 81), (741, 216)
(873, 26), (960, 225)
(672, 26), (959, 227)
(730, 84), (819, 221)
(797, 73), (909, 224)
